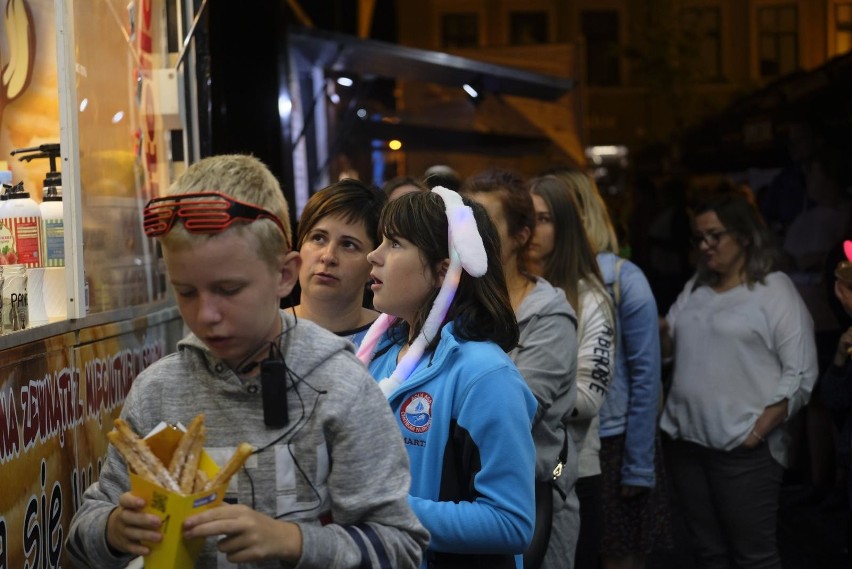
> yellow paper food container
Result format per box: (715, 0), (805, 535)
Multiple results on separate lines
(128, 424), (227, 569)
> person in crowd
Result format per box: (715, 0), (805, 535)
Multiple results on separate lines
(818, 242), (852, 511)
(544, 170), (673, 569)
(65, 155), (429, 569)
(526, 174), (616, 569)
(290, 178), (384, 345)
(815, 235), (852, 515)
(775, 141), (852, 494)
(760, 116), (824, 244)
(382, 175), (429, 201)
(461, 169), (579, 569)
(423, 164), (462, 192)
(782, 144), (852, 369)
(626, 175), (659, 273)
(660, 184), (818, 569)
(641, 176), (694, 315)
(356, 189), (537, 568)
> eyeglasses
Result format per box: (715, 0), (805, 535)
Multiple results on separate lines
(143, 192), (289, 246)
(690, 229), (730, 248)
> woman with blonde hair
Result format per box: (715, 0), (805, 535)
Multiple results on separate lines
(462, 169), (579, 569)
(542, 169), (673, 569)
(526, 174), (615, 569)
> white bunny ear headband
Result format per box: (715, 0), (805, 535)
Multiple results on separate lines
(356, 186), (488, 396)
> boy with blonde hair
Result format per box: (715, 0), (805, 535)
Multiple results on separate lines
(66, 154), (428, 568)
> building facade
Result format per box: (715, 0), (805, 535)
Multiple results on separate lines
(396, 0), (851, 174)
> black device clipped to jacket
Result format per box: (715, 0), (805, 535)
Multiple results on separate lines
(261, 358), (289, 427)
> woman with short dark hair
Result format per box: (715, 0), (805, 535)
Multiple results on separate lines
(292, 178), (385, 345)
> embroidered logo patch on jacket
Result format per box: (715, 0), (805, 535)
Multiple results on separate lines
(401, 392), (432, 434)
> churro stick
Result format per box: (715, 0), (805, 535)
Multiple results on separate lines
(168, 414), (204, 477)
(169, 414), (206, 491)
(193, 469), (210, 493)
(179, 425), (207, 493)
(205, 442), (254, 490)
(107, 430), (161, 485)
(111, 419), (181, 493)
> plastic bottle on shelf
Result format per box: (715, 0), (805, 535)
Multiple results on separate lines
(0, 181), (47, 326)
(9, 144), (63, 322)
(40, 175), (66, 319)
(1, 263), (28, 333)
(0, 180), (42, 267)
(40, 174), (64, 267)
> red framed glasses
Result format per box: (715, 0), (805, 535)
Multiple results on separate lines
(143, 192), (289, 245)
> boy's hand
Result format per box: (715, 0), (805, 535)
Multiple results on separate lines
(183, 503), (303, 564)
(106, 492), (162, 556)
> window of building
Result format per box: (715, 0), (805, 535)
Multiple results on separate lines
(581, 10), (621, 87)
(682, 7), (723, 81)
(509, 11), (548, 45)
(757, 5), (798, 78)
(441, 12), (480, 48)
(836, 3), (852, 54)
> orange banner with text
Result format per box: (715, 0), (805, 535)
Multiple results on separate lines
(0, 311), (183, 568)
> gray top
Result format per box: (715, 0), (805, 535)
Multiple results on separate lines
(511, 277), (578, 494)
(511, 278), (578, 569)
(66, 311), (429, 569)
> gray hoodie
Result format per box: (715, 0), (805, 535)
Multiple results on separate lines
(510, 277), (578, 569)
(66, 312), (429, 569)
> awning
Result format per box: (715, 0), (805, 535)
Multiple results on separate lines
(288, 26), (577, 101)
(284, 26), (580, 201)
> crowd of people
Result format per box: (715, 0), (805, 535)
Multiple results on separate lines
(66, 153), (849, 569)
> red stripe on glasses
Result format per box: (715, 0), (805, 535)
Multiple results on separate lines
(143, 192), (289, 246)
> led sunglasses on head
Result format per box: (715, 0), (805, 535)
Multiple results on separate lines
(143, 191), (289, 246)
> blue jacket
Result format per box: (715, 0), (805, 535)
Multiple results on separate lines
(597, 252), (661, 488)
(369, 323), (538, 569)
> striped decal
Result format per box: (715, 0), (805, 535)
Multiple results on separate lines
(344, 526), (374, 569)
(359, 524), (392, 569)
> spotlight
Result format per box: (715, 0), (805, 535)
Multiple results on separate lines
(462, 77), (485, 107)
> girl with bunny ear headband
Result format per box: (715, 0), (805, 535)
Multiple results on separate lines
(358, 187), (489, 394)
(360, 188), (539, 568)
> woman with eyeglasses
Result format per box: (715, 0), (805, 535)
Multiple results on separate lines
(659, 183), (818, 569)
